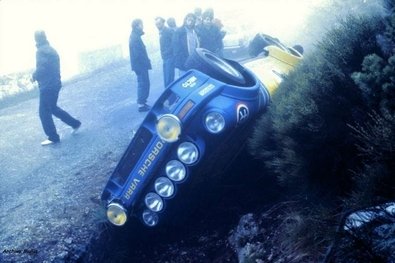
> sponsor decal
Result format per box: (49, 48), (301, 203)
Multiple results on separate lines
(124, 178), (141, 199)
(198, 83), (215, 96)
(124, 140), (164, 200)
(237, 104), (249, 123)
(182, 76), (198, 88)
(137, 140), (164, 177)
(177, 100), (195, 120)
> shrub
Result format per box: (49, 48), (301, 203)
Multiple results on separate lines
(248, 9), (395, 261)
(249, 15), (384, 202)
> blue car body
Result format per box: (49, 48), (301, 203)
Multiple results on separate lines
(101, 50), (275, 227)
(101, 42), (301, 226)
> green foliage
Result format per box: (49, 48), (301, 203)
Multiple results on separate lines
(384, 0), (395, 12)
(346, 113), (395, 208)
(348, 7), (395, 207)
(352, 53), (395, 119)
(248, 3), (395, 261)
(249, 15), (384, 202)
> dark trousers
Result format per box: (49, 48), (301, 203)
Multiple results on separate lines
(39, 88), (80, 142)
(163, 58), (175, 88)
(135, 70), (150, 105)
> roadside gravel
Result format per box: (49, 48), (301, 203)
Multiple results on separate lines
(0, 61), (163, 262)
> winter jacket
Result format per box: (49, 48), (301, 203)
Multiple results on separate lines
(159, 26), (174, 60)
(197, 24), (223, 53)
(33, 41), (61, 90)
(172, 27), (191, 70)
(129, 28), (152, 73)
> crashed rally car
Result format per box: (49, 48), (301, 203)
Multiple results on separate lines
(101, 35), (303, 227)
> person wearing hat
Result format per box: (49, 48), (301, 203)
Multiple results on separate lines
(32, 30), (81, 146)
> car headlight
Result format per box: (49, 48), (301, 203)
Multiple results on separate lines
(156, 114), (181, 142)
(106, 203), (127, 226)
(177, 142), (199, 165)
(142, 209), (159, 227)
(155, 177), (175, 198)
(166, 160), (186, 181)
(205, 112), (225, 133)
(145, 192), (164, 212)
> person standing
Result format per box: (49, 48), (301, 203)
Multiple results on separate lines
(197, 10), (223, 54)
(155, 17), (175, 88)
(172, 13), (199, 76)
(193, 7), (203, 28)
(32, 30), (81, 146)
(203, 8), (226, 56)
(166, 17), (177, 31)
(129, 19), (152, 112)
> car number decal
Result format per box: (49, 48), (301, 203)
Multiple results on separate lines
(182, 76), (198, 88)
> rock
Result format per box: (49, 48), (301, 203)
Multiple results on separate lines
(65, 237), (73, 244)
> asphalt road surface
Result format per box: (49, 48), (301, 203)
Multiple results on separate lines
(0, 61), (164, 262)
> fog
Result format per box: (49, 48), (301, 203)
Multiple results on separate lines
(0, 0), (326, 78)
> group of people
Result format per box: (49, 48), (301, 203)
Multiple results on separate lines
(129, 7), (226, 112)
(32, 8), (226, 145)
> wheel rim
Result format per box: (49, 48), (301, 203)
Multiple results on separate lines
(260, 34), (288, 52)
(202, 51), (244, 80)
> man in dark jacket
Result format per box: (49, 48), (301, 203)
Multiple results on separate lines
(32, 30), (81, 146)
(129, 19), (152, 112)
(197, 10), (223, 54)
(172, 13), (199, 75)
(155, 16), (175, 88)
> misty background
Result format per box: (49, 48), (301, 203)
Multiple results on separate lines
(0, 0), (326, 79)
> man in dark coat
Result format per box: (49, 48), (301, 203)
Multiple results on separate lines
(197, 11), (223, 54)
(129, 19), (152, 112)
(172, 13), (199, 75)
(155, 16), (175, 88)
(32, 30), (81, 146)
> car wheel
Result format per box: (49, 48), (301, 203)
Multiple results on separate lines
(185, 48), (247, 86)
(248, 33), (288, 57)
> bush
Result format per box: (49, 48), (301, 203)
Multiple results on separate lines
(248, 9), (395, 260)
(249, 15), (384, 202)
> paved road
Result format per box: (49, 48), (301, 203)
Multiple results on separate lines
(0, 61), (164, 262)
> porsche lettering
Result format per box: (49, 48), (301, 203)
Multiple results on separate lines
(137, 141), (164, 177)
(124, 178), (140, 199)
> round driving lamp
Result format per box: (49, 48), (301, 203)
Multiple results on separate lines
(156, 114), (182, 142)
(177, 142), (199, 165)
(155, 177), (175, 198)
(205, 112), (225, 133)
(145, 192), (164, 212)
(106, 203), (127, 226)
(142, 209), (159, 227)
(166, 160), (186, 181)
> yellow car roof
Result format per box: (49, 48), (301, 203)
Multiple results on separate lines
(244, 45), (303, 95)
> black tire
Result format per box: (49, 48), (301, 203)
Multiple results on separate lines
(185, 48), (247, 86)
(248, 33), (287, 57)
